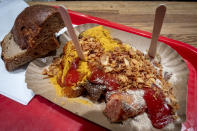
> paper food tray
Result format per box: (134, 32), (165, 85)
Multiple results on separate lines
(26, 23), (188, 131)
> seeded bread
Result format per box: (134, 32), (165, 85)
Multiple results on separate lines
(1, 5), (64, 71)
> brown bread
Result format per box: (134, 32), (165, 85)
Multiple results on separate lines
(1, 5), (64, 71)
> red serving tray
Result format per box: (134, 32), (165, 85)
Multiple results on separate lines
(0, 9), (197, 131)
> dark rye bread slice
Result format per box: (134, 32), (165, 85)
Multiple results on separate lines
(12, 5), (64, 50)
(1, 32), (59, 71)
(1, 5), (64, 71)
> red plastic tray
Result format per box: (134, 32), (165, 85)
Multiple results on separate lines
(0, 9), (197, 131)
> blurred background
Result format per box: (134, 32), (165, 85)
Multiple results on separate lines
(25, 0), (197, 1)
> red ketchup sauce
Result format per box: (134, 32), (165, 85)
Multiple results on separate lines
(64, 58), (80, 87)
(143, 88), (173, 129)
(88, 69), (119, 91)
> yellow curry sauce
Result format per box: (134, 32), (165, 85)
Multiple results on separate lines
(50, 26), (130, 97)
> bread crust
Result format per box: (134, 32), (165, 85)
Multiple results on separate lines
(11, 5), (63, 49)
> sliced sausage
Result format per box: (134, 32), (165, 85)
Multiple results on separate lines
(104, 90), (146, 122)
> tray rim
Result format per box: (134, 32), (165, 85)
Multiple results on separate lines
(1, 6), (196, 130)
